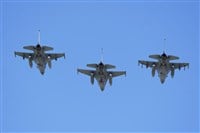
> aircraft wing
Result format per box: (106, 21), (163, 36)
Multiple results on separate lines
(14, 51), (34, 59)
(77, 69), (95, 76)
(138, 60), (158, 68)
(108, 71), (126, 78)
(46, 53), (65, 60)
(170, 62), (189, 70)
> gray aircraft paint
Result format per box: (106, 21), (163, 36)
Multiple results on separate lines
(77, 62), (126, 91)
(14, 31), (65, 75)
(138, 52), (189, 84)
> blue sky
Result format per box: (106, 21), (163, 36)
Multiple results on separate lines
(1, 0), (199, 132)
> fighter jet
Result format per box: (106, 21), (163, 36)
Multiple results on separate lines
(77, 49), (126, 91)
(77, 62), (126, 91)
(138, 52), (189, 84)
(14, 31), (65, 75)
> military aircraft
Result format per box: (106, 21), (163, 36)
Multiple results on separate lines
(14, 31), (65, 75)
(77, 50), (126, 91)
(77, 62), (126, 91)
(138, 52), (189, 84)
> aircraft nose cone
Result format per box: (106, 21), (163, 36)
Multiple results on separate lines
(161, 80), (165, 84)
(100, 88), (105, 91)
(100, 85), (105, 91)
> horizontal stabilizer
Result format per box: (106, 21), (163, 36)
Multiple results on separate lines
(87, 64), (98, 68)
(23, 45), (35, 51)
(105, 64), (116, 69)
(149, 54), (160, 60)
(42, 46), (53, 51)
(168, 55), (179, 60)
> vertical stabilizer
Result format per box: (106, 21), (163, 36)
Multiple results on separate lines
(38, 30), (41, 44)
(101, 48), (103, 63)
(163, 38), (166, 53)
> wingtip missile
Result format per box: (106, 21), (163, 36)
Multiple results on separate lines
(77, 69), (80, 74)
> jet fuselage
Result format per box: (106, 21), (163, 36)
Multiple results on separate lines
(31, 44), (48, 75)
(156, 57), (171, 83)
(95, 63), (109, 91)
(139, 52), (189, 84)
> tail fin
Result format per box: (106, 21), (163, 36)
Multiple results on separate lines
(38, 30), (40, 44)
(37, 30), (53, 51)
(101, 48), (104, 62)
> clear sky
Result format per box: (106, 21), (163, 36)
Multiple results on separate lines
(1, 0), (199, 132)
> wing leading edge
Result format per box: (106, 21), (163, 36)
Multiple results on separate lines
(14, 52), (34, 59)
(138, 60), (157, 68)
(108, 71), (126, 77)
(46, 53), (65, 60)
(77, 69), (95, 76)
(170, 62), (189, 70)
